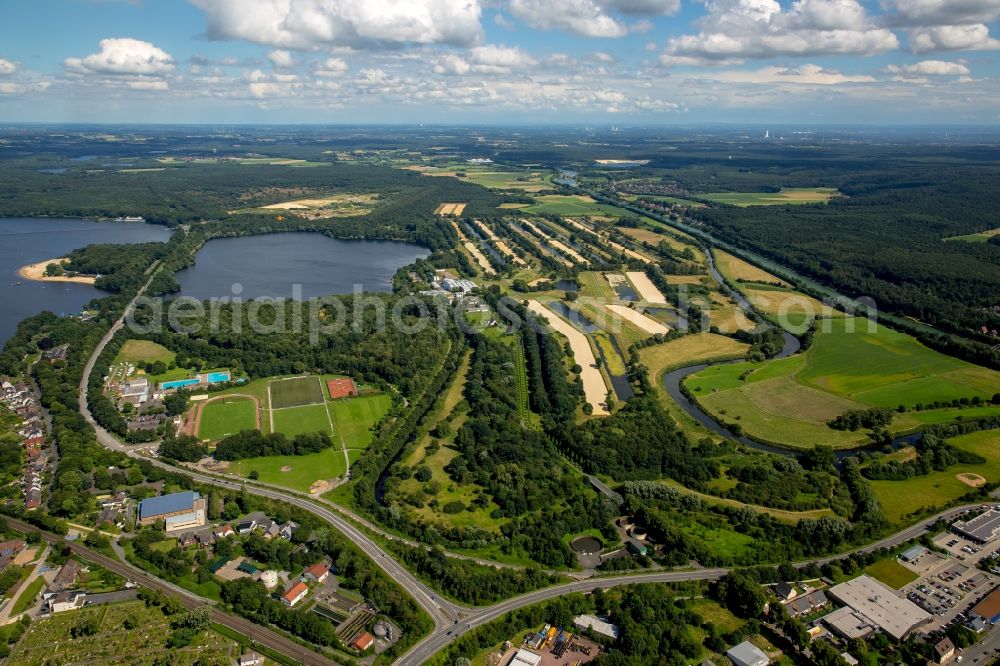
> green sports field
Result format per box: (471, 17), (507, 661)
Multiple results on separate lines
(198, 398), (257, 441)
(329, 393), (391, 450)
(272, 403), (333, 438)
(269, 375), (324, 408)
(685, 317), (1000, 449)
(228, 448), (347, 492)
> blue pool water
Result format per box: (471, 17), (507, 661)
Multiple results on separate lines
(206, 371), (230, 383)
(161, 378), (199, 390)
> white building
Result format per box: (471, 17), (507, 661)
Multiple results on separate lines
(727, 640), (769, 666)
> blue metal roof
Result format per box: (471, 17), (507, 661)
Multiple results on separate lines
(139, 491), (199, 521)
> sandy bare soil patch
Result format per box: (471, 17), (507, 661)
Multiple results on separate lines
(957, 473), (986, 487)
(527, 300), (609, 416)
(625, 271), (667, 304)
(18, 258), (96, 285)
(605, 304), (670, 335)
(281, 465), (293, 472)
(309, 479), (337, 494)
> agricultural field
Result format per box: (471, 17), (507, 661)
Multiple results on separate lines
(869, 429), (1000, 524)
(743, 285), (842, 331)
(434, 202), (468, 216)
(234, 192), (378, 219)
(639, 333), (751, 378)
(269, 375), (325, 408)
(685, 317), (1000, 449)
(5, 600), (241, 665)
(513, 194), (625, 217)
(943, 226), (1000, 243)
(714, 249), (789, 286)
(113, 339), (175, 366)
(700, 187), (838, 207)
(197, 398), (257, 441)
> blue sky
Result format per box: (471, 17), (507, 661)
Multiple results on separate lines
(0, 0), (997, 124)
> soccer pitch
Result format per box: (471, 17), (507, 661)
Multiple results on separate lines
(269, 376), (325, 409)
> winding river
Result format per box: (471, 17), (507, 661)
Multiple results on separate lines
(660, 249), (917, 460)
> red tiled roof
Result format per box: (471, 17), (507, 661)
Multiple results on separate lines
(283, 581), (308, 603)
(305, 562), (329, 578)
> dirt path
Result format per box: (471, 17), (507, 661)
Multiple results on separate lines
(527, 300), (609, 416)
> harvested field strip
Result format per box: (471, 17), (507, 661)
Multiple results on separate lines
(522, 220), (588, 264)
(475, 220), (527, 266)
(604, 304), (669, 335)
(625, 271), (667, 304)
(714, 249), (789, 286)
(511, 222), (572, 266)
(527, 300), (609, 416)
(449, 220), (494, 275)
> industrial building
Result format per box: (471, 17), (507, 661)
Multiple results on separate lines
(828, 575), (932, 641)
(952, 509), (1000, 544)
(137, 490), (206, 531)
(971, 588), (1000, 625)
(506, 649), (542, 666)
(726, 640), (769, 666)
(573, 614), (619, 639)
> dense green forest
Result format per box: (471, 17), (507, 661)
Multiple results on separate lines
(687, 167), (1000, 339)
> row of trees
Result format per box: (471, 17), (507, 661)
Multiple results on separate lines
(213, 430), (333, 460)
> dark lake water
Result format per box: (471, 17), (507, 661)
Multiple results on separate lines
(175, 232), (430, 301)
(0, 218), (171, 344)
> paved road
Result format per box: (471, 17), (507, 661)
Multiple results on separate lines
(0, 544), (50, 626)
(3, 517), (338, 666)
(71, 256), (1000, 665)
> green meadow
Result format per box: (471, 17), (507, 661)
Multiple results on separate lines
(685, 317), (1000, 449)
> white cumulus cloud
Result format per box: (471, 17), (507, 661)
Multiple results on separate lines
(884, 59), (970, 75)
(660, 0), (898, 63)
(879, 0), (1000, 26)
(907, 24), (1000, 52)
(268, 49), (294, 67)
(709, 63), (876, 83)
(191, 0), (484, 49)
(64, 38), (175, 75)
(0, 59), (16, 76)
(315, 57), (348, 77)
(508, 0), (628, 37)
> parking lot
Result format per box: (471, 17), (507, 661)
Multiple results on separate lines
(896, 532), (1000, 633)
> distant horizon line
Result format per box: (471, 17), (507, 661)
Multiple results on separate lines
(1, 121), (1000, 130)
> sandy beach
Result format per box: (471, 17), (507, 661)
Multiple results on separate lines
(18, 258), (96, 285)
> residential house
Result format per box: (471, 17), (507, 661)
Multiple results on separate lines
(934, 637), (955, 664)
(282, 581), (308, 607)
(278, 521), (298, 540)
(236, 519), (257, 535)
(47, 591), (86, 614)
(352, 632), (374, 651)
(50, 559), (80, 593)
(238, 652), (262, 666)
(304, 562), (330, 583)
(774, 581), (796, 601)
(214, 524), (235, 539)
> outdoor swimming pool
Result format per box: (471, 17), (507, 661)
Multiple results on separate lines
(159, 371), (231, 390)
(161, 378), (200, 390)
